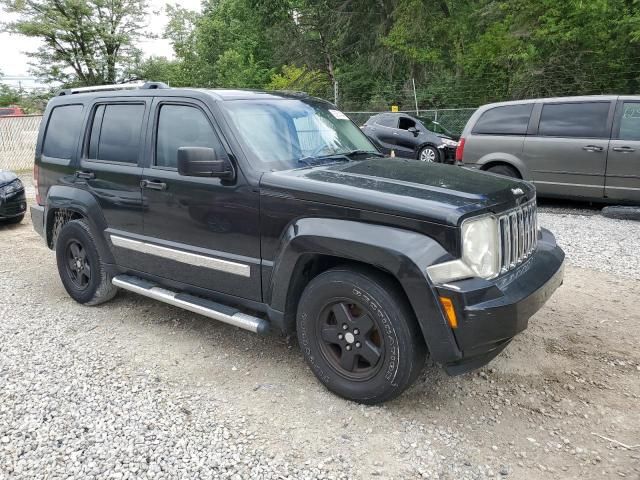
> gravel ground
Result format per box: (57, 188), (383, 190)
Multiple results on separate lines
(1, 179), (639, 479)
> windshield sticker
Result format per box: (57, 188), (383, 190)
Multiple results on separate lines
(329, 109), (349, 120)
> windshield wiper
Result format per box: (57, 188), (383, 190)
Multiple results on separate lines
(296, 154), (350, 167)
(342, 149), (385, 158)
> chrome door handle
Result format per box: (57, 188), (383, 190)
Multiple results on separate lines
(75, 170), (95, 180)
(582, 145), (604, 152)
(140, 179), (167, 191)
(612, 146), (635, 153)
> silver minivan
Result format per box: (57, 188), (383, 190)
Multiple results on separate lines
(457, 95), (640, 203)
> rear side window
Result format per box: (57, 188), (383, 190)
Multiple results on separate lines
(155, 104), (223, 168)
(88, 103), (145, 163)
(375, 115), (398, 128)
(472, 104), (533, 135)
(42, 105), (84, 159)
(539, 102), (610, 138)
(618, 102), (640, 141)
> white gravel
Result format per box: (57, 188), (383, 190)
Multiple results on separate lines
(539, 209), (640, 280)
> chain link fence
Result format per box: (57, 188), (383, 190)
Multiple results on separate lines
(0, 115), (42, 172)
(345, 108), (476, 137)
(0, 108), (476, 172)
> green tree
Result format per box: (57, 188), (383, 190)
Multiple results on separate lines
(1, 0), (149, 85)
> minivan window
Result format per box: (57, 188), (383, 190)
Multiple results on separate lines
(472, 104), (533, 135)
(42, 105), (83, 159)
(539, 102), (610, 138)
(156, 104), (223, 168)
(88, 103), (145, 163)
(618, 102), (640, 141)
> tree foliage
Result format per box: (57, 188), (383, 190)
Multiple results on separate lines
(1, 0), (148, 85)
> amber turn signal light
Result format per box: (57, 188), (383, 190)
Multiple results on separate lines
(439, 296), (458, 329)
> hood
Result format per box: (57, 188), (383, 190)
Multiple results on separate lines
(260, 158), (535, 226)
(0, 170), (18, 186)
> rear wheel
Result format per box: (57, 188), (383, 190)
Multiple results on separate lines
(486, 164), (520, 178)
(296, 266), (426, 404)
(418, 145), (440, 163)
(55, 219), (118, 305)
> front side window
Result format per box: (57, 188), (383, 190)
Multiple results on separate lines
(538, 102), (610, 138)
(222, 99), (378, 171)
(618, 102), (640, 141)
(155, 104), (223, 168)
(88, 103), (145, 163)
(472, 104), (533, 135)
(398, 117), (416, 130)
(43, 104), (84, 159)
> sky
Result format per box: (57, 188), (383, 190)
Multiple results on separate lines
(0, 0), (202, 88)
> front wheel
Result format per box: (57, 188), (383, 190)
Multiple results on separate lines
(418, 145), (440, 163)
(296, 266), (426, 404)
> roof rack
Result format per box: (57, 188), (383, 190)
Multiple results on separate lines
(57, 81), (170, 96)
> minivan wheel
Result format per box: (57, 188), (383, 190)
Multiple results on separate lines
(486, 164), (520, 178)
(55, 219), (118, 305)
(418, 146), (439, 163)
(296, 266), (426, 404)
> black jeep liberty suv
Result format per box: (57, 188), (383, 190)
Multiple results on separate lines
(30, 82), (565, 404)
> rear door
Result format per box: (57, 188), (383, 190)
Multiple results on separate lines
(138, 98), (262, 301)
(76, 99), (149, 267)
(606, 99), (640, 202)
(523, 100), (614, 199)
(371, 114), (399, 154)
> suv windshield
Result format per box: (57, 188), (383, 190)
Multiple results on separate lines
(222, 99), (379, 171)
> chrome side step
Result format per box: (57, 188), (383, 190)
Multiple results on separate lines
(112, 274), (270, 335)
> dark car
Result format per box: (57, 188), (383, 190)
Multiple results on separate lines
(30, 82), (564, 404)
(0, 170), (26, 224)
(361, 112), (459, 163)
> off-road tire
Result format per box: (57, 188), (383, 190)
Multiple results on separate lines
(296, 266), (426, 404)
(55, 219), (118, 305)
(486, 164), (520, 178)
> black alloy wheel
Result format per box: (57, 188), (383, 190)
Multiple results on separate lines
(65, 239), (91, 289)
(317, 299), (384, 381)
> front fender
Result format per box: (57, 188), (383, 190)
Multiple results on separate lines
(268, 218), (462, 363)
(45, 185), (115, 264)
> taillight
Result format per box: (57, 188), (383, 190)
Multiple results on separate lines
(455, 137), (466, 162)
(33, 163), (42, 205)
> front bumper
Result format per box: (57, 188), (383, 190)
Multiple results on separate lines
(0, 189), (27, 219)
(438, 144), (457, 163)
(437, 228), (565, 375)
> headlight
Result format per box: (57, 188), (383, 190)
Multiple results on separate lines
(427, 215), (500, 284)
(440, 138), (458, 147)
(0, 179), (23, 197)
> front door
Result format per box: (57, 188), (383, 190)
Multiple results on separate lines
(137, 99), (261, 301)
(606, 100), (640, 203)
(523, 101), (613, 199)
(395, 116), (420, 157)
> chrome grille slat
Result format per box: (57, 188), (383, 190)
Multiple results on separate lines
(498, 199), (537, 273)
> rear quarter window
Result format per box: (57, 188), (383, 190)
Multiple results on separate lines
(472, 104), (533, 135)
(42, 104), (84, 159)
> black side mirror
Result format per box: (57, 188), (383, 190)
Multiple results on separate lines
(408, 126), (419, 136)
(177, 147), (233, 179)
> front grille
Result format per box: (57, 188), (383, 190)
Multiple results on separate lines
(498, 199), (538, 273)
